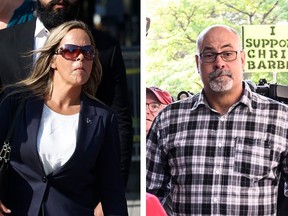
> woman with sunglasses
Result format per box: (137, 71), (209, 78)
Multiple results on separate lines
(0, 20), (128, 216)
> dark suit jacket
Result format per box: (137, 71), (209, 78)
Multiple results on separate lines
(277, 175), (288, 216)
(0, 19), (133, 185)
(0, 92), (128, 216)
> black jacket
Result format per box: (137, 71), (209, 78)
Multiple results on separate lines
(0, 92), (128, 215)
(0, 18), (133, 185)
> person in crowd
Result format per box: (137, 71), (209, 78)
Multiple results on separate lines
(146, 86), (173, 136)
(0, 0), (133, 190)
(0, 20), (128, 216)
(146, 193), (167, 216)
(146, 24), (288, 215)
(146, 86), (173, 215)
(177, 90), (193, 101)
(0, 0), (36, 30)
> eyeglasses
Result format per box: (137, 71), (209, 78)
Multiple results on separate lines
(199, 50), (241, 63)
(146, 102), (162, 113)
(55, 44), (95, 61)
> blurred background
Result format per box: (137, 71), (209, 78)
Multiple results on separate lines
(79, 0), (140, 214)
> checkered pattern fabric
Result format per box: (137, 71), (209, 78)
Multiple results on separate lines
(146, 82), (288, 216)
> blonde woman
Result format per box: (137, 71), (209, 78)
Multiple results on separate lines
(0, 20), (127, 216)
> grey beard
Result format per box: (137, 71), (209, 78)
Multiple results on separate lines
(209, 70), (233, 92)
(209, 77), (233, 92)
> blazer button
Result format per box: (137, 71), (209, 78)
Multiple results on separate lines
(42, 177), (47, 183)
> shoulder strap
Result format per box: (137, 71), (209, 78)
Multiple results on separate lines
(5, 102), (25, 143)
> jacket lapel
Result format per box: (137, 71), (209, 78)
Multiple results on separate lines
(52, 94), (100, 175)
(25, 98), (45, 172)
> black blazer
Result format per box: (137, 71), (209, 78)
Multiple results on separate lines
(0, 93), (128, 215)
(0, 19), (133, 185)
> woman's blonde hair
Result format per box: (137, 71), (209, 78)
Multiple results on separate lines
(2, 20), (102, 100)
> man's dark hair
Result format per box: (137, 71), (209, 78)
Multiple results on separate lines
(37, 0), (81, 30)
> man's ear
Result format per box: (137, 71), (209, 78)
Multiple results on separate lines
(195, 55), (200, 73)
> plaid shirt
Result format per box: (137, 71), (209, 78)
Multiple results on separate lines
(146, 82), (288, 216)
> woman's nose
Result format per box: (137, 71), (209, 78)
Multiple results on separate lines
(76, 52), (85, 61)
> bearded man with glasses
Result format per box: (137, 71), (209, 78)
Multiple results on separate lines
(146, 24), (288, 215)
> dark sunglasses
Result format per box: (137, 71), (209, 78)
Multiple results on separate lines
(55, 44), (95, 61)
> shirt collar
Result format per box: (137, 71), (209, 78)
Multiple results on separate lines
(35, 18), (49, 38)
(192, 81), (254, 113)
(237, 81), (255, 112)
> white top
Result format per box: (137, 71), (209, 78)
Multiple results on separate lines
(34, 18), (49, 59)
(37, 104), (79, 175)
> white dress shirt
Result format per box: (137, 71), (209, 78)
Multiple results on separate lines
(34, 18), (49, 59)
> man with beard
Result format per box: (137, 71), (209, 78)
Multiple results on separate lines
(0, 0), (133, 214)
(146, 25), (288, 215)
